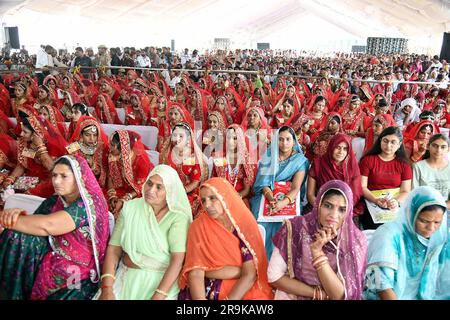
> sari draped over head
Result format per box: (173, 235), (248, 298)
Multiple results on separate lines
(31, 154), (110, 299)
(16, 108), (68, 197)
(241, 106), (272, 163)
(69, 116), (109, 189)
(403, 119), (440, 162)
(39, 104), (67, 137)
(203, 110), (227, 157)
(160, 123), (209, 217)
(364, 113), (397, 154)
(214, 124), (256, 187)
(364, 186), (448, 300)
(109, 130), (153, 198)
(126, 92), (151, 125)
(211, 96), (233, 126)
(272, 180), (368, 300)
(250, 126), (309, 258)
(310, 133), (362, 206)
(179, 177), (274, 300)
(394, 98), (421, 129)
(0, 133), (17, 170)
(225, 86), (245, 123)
(112, 164), (192, 299)
(96, 93), (122, 124)
(308, 112), (343, 160)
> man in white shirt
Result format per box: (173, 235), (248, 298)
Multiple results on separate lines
(180, 48), (190, 67)
(136, 50), (151, 69)
(425, 55), (443, 74)
(35, 45), (51, 85)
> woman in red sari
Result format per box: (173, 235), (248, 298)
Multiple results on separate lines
(271, 97), (296, 129)
(211, 124), (256, 208)
(187, 88), (208, 129)
(363, 113), (397, 155)
(0, 109), (15, 137)
(107, 130), (153, 218)
(241, 106), (272, 164)
(11, 82), (35, 117)
(95, 93), (122, 124)
(0, 133), (17, 184)
(211, 96), (234, 126)
(340, 95), (365, 137)
(1, 108), (67, 197)
(224, 87), (245, 124)
(290, 114), (313, 153)
(160, 123), (209, 218)
(308, 112), (344, 161)
(33, 85), (59, 112)
(37, 104), (67, 138)
(305, 95), (328, 136)
(307, 133), (363, 215)
(157, 102), (194, 153)
(124, 92), (151, 126)
(67, 116), (109, 192)
(202, 111), (227, 157)
(0, 80), (12, 116)
(403, 120), (440, 164)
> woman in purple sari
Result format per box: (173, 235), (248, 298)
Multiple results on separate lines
(0, 155), (109, 299)
(268, 180), (367, 300)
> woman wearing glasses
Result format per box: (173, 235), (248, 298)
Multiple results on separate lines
(358, 126), (412, 230)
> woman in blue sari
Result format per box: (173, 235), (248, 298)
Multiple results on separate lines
(364, 186), (449, 299)
(250, 126), (309, 258)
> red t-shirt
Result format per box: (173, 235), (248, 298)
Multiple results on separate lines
(359, 154), (412, 190)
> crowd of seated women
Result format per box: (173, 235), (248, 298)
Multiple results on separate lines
(0, 48), (449, 300)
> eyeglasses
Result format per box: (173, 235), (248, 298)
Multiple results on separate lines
(381, 138), (400, 146)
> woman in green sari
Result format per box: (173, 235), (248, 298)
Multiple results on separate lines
(96, 164), (192, 300)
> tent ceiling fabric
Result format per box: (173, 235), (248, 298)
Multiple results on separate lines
(1, 0), (449, 50)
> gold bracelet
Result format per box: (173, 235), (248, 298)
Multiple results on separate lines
(155, 288), (168, 297)
(284, 194), (293, 204)
(100, 273), (116, 281)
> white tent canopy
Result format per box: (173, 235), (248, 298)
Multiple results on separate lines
(1, 0), (449, 54)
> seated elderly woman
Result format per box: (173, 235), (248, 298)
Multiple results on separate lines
(364, 186), (449, 300)
(179, 178), (273, 300)
(269, 180), (368, 300)
(0, 155), (109, 300)
(96, 165), (192, 300)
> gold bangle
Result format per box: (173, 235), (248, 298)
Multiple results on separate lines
(284, 194), (293, 204)
(100, 273), (116, 281)
(155, 288), (168, 297)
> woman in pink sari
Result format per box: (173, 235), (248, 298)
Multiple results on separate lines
(0, 155), (109, 300)
(269, 180), (367, 300)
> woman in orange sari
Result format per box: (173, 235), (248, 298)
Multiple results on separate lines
(107, 130), (154, 218)
(179, 177), (273, 300)
(160, 123), (209, 218)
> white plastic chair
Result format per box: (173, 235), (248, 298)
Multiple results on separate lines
(146, 150), (160, 166)
(258, 224), (266, 246)
(352, 137), (366, 162)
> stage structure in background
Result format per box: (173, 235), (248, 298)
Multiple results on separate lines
(257, 43), (270, 50)
(4, 26), (20, 49)
(440, 32), (450, 61)
(214, 38), (230, 50)
(351, 45), (366, 53)
(366, 37), (408, 55)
